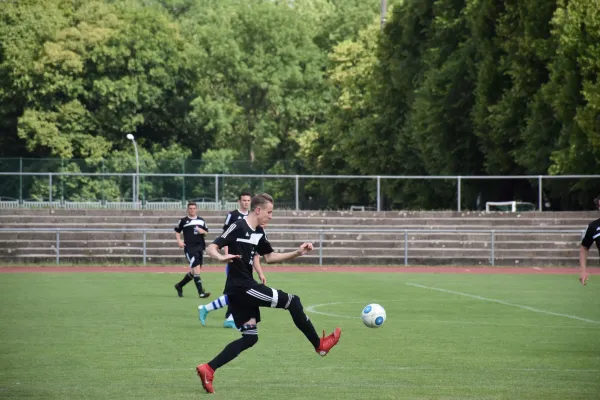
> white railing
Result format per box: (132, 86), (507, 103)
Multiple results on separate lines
(21, 200), (62, 208)
(0, 200), (19, 208)
(0, 200), (241, 211)
(0, 227), (585, 267)
(105, 202), (143, 210)
(64, 201), (104, 209)
(144, 202), (185, 210)
(1, 172), (599, 212)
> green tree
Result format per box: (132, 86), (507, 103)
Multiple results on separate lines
(0, 0), (71, 157)
(542, 0), (600, 208)
(11, 0), (204, 157)
(183, 1), (328, 168)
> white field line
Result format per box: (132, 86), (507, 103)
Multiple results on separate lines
(406, 283), (600, 324)
(306, 302), (361, 319)
(306, 301), (600, 328)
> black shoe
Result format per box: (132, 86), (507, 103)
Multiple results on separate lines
(174, 284), (183, 297)
(199, 292), (211, 299)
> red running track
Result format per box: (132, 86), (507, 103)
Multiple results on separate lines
(0, 265), (595, 275)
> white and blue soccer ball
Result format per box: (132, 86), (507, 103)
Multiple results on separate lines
(361, 303), (386, 328)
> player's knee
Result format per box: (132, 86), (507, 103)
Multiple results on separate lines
(286, 294), (302, 312)
(242, 334), (258, 348)
(240, 324), (258, 347)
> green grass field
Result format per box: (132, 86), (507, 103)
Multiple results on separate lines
(1, 271), (599, 399)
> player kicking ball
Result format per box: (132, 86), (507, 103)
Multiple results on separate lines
(196, 193), (341, 394)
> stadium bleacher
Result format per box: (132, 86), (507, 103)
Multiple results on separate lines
(0, 209), (594, 266)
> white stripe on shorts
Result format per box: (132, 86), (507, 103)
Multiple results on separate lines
(270, 288), (278, 308)
(247, 289), (272, 303)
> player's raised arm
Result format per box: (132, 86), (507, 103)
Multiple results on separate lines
(263, 242), (313, 264)
(206, 243), (239, 263)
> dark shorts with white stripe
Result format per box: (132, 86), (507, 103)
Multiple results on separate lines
(228, 283), (292, 329)
(184, 246), (203, 268)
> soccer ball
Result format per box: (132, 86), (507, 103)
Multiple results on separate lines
(361, 303), (386, 328)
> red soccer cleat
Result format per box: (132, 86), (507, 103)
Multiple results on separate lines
(315, 327), (342, 356)
(196, 364), (215, 393)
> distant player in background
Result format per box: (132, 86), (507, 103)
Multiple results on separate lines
(223, 192), (252, 231)
(173, 202), (211, 298)
(579, 195), (600, 285)
(198, 191), (255, 328)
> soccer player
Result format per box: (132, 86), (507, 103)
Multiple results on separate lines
(579, 195), (600, 285)
(222, 191), (252, 231)
(198, 254), (262, 329)
(173, 202), (211, 298)
(198, 191), (252, 328)
(196, 193), (341, 394)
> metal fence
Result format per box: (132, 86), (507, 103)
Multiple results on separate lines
(0, 199), (240, 211)
(0, 227), (585, 267)
(1, 171), (599, 211)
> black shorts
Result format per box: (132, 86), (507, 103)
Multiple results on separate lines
(184, 246), (204, 268)
(228, 283), (291, 329)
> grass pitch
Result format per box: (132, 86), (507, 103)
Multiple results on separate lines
(1, 270), (599, 399)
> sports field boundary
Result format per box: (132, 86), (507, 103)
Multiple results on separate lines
(0, 265), (597, 275)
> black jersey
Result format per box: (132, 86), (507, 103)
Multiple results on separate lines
(581, 218), (600, 249)
(222, 209), (249, 231)
(174, 215), (209, 248)
(213, 219), (273, 293)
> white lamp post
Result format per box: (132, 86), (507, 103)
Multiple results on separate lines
(126, 134), (140, 207)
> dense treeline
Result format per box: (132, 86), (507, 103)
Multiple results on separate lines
(0, 0), (598, 209)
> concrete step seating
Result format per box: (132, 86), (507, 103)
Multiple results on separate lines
(0, 209), (595, 267)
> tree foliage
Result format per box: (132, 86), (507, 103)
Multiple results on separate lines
(1, 0), (598, 209)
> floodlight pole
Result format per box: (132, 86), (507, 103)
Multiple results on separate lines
(127, 134), (140, 208)
(380, 0), (387, 29)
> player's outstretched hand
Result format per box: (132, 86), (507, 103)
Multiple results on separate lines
(221, 254), (240, 262)
(177, 241), (185, 249)
(298, 242), (313, 255)
(579, 272), (588, 286)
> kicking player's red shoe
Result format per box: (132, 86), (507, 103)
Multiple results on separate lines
(315, 327), (341, 356)
(196, 364), (215, 393)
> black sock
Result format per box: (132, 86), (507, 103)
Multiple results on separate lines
(208, 334), (258, 370)
(287, 295), (320, 348)
(193, 274), (204, 294)
(176, 272), (193, 287)
(225, 306), (231, 319)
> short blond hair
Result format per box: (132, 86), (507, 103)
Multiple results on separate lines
(251, 193), (274, 211)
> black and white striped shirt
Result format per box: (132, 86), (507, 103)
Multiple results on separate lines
(222, 209), (249, 231)
(213, 219), (273, 292)
(581, 218), (600, 250)
(174, 216), (209, 248)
